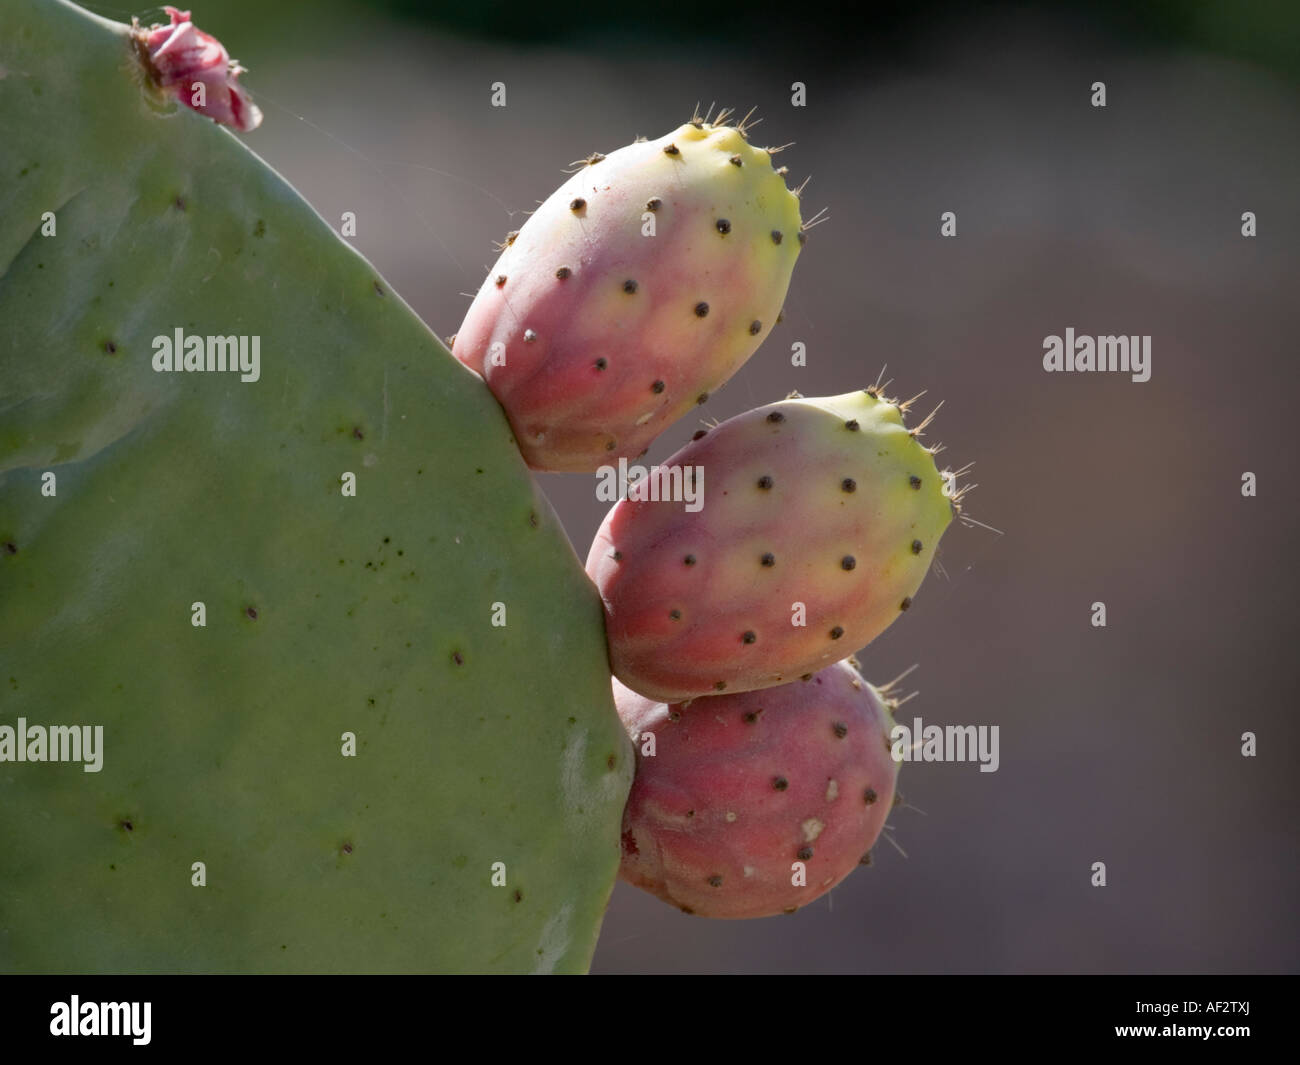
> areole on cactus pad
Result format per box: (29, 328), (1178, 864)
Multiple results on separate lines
(452, 112), (806, 472)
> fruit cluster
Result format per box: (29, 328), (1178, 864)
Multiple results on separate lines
(456, 111), (962, 918)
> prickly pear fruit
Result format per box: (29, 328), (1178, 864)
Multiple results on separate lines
(587, 389), (956, 702)
(452, 113), (804, 472)
(617, 660), (900, 919)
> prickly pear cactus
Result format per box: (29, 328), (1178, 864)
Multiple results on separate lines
(0, 0), (631, 973)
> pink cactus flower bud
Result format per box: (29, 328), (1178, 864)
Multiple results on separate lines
(134, 6), (263, 132)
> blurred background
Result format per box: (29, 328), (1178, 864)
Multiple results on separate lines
(95, 0), (1299, 971)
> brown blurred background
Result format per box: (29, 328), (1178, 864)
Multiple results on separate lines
(106, 0), (1298, 971)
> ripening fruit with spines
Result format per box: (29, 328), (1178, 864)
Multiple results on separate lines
(452, 114), (804, 471)
(587, 389), (956, 701)
(616, 660), (901, 919)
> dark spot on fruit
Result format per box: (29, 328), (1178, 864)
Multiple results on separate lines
(771, 230), (783, 244)
(777, 311), (785, 324)
(801, 673), (812, 681)
(652, 380), (665, 393)
(757, 475), (773, 490)
(605, 439), (617, 450)
(607, 753), (617, 770)
(696, 392), (709, 404)
(694, 302), (709, 317)
(452, 651), (464, 665)
(842, 556), (856, 570)
(664, 144), (680, 155)
(529, 511), (539, 528)
(623, 279), (638, 293)
(830, 626), (844, 639)
(783, 906), (798, 914)
(119, 819), (133, 832)
(716, 219), (731, 234)
(3, 542), (16, 555)
(714, 681), (727, 691)
(686, 809), (695, 817)
(496, 274), (507, 287)
(900, 597), (912, 610)
(707, 875), (723, 887)
(555, 266), (571, 279)
(767, 412), (785, 423)
(646, 197), (662, 211)
(911, 539), (923, 554)
(797, 845), (813, 860)
(730, 154), (742, 166)
(104, 340), (117, 354)
(669, 608), (681, 620)
(174, 196), (186, 211)
(245, 606), (258, 620)
(909, 475), (922, 489)
(842, 478), (856, 492)
(684, 554), (696, 566)
(669, 711), (681, 721)
(352, 426), (364, 440)
(761, 553), (775, 567)
(570, 197), (586, 211)
(864, 788), (878, 805)
(692, 429), (708, 440)
(845, 419), (859, 431)
(833, 721), (848, 738)
(621, 829), (639, 855)
(595, 357), (607, 370)
(681, 906), (695, 914)
(612, 550), (623, 561)
(742, 630), (756, 644)
(749, 320), (762, 335)
(513, 889), (523, 902)
(860, 851), (873, 866)
(773, 776), (788, 790)
(743, 711), (760, 723)
(341, 842), (353, 855)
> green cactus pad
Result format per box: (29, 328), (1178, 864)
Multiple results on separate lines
(0, 0), (630, 973)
